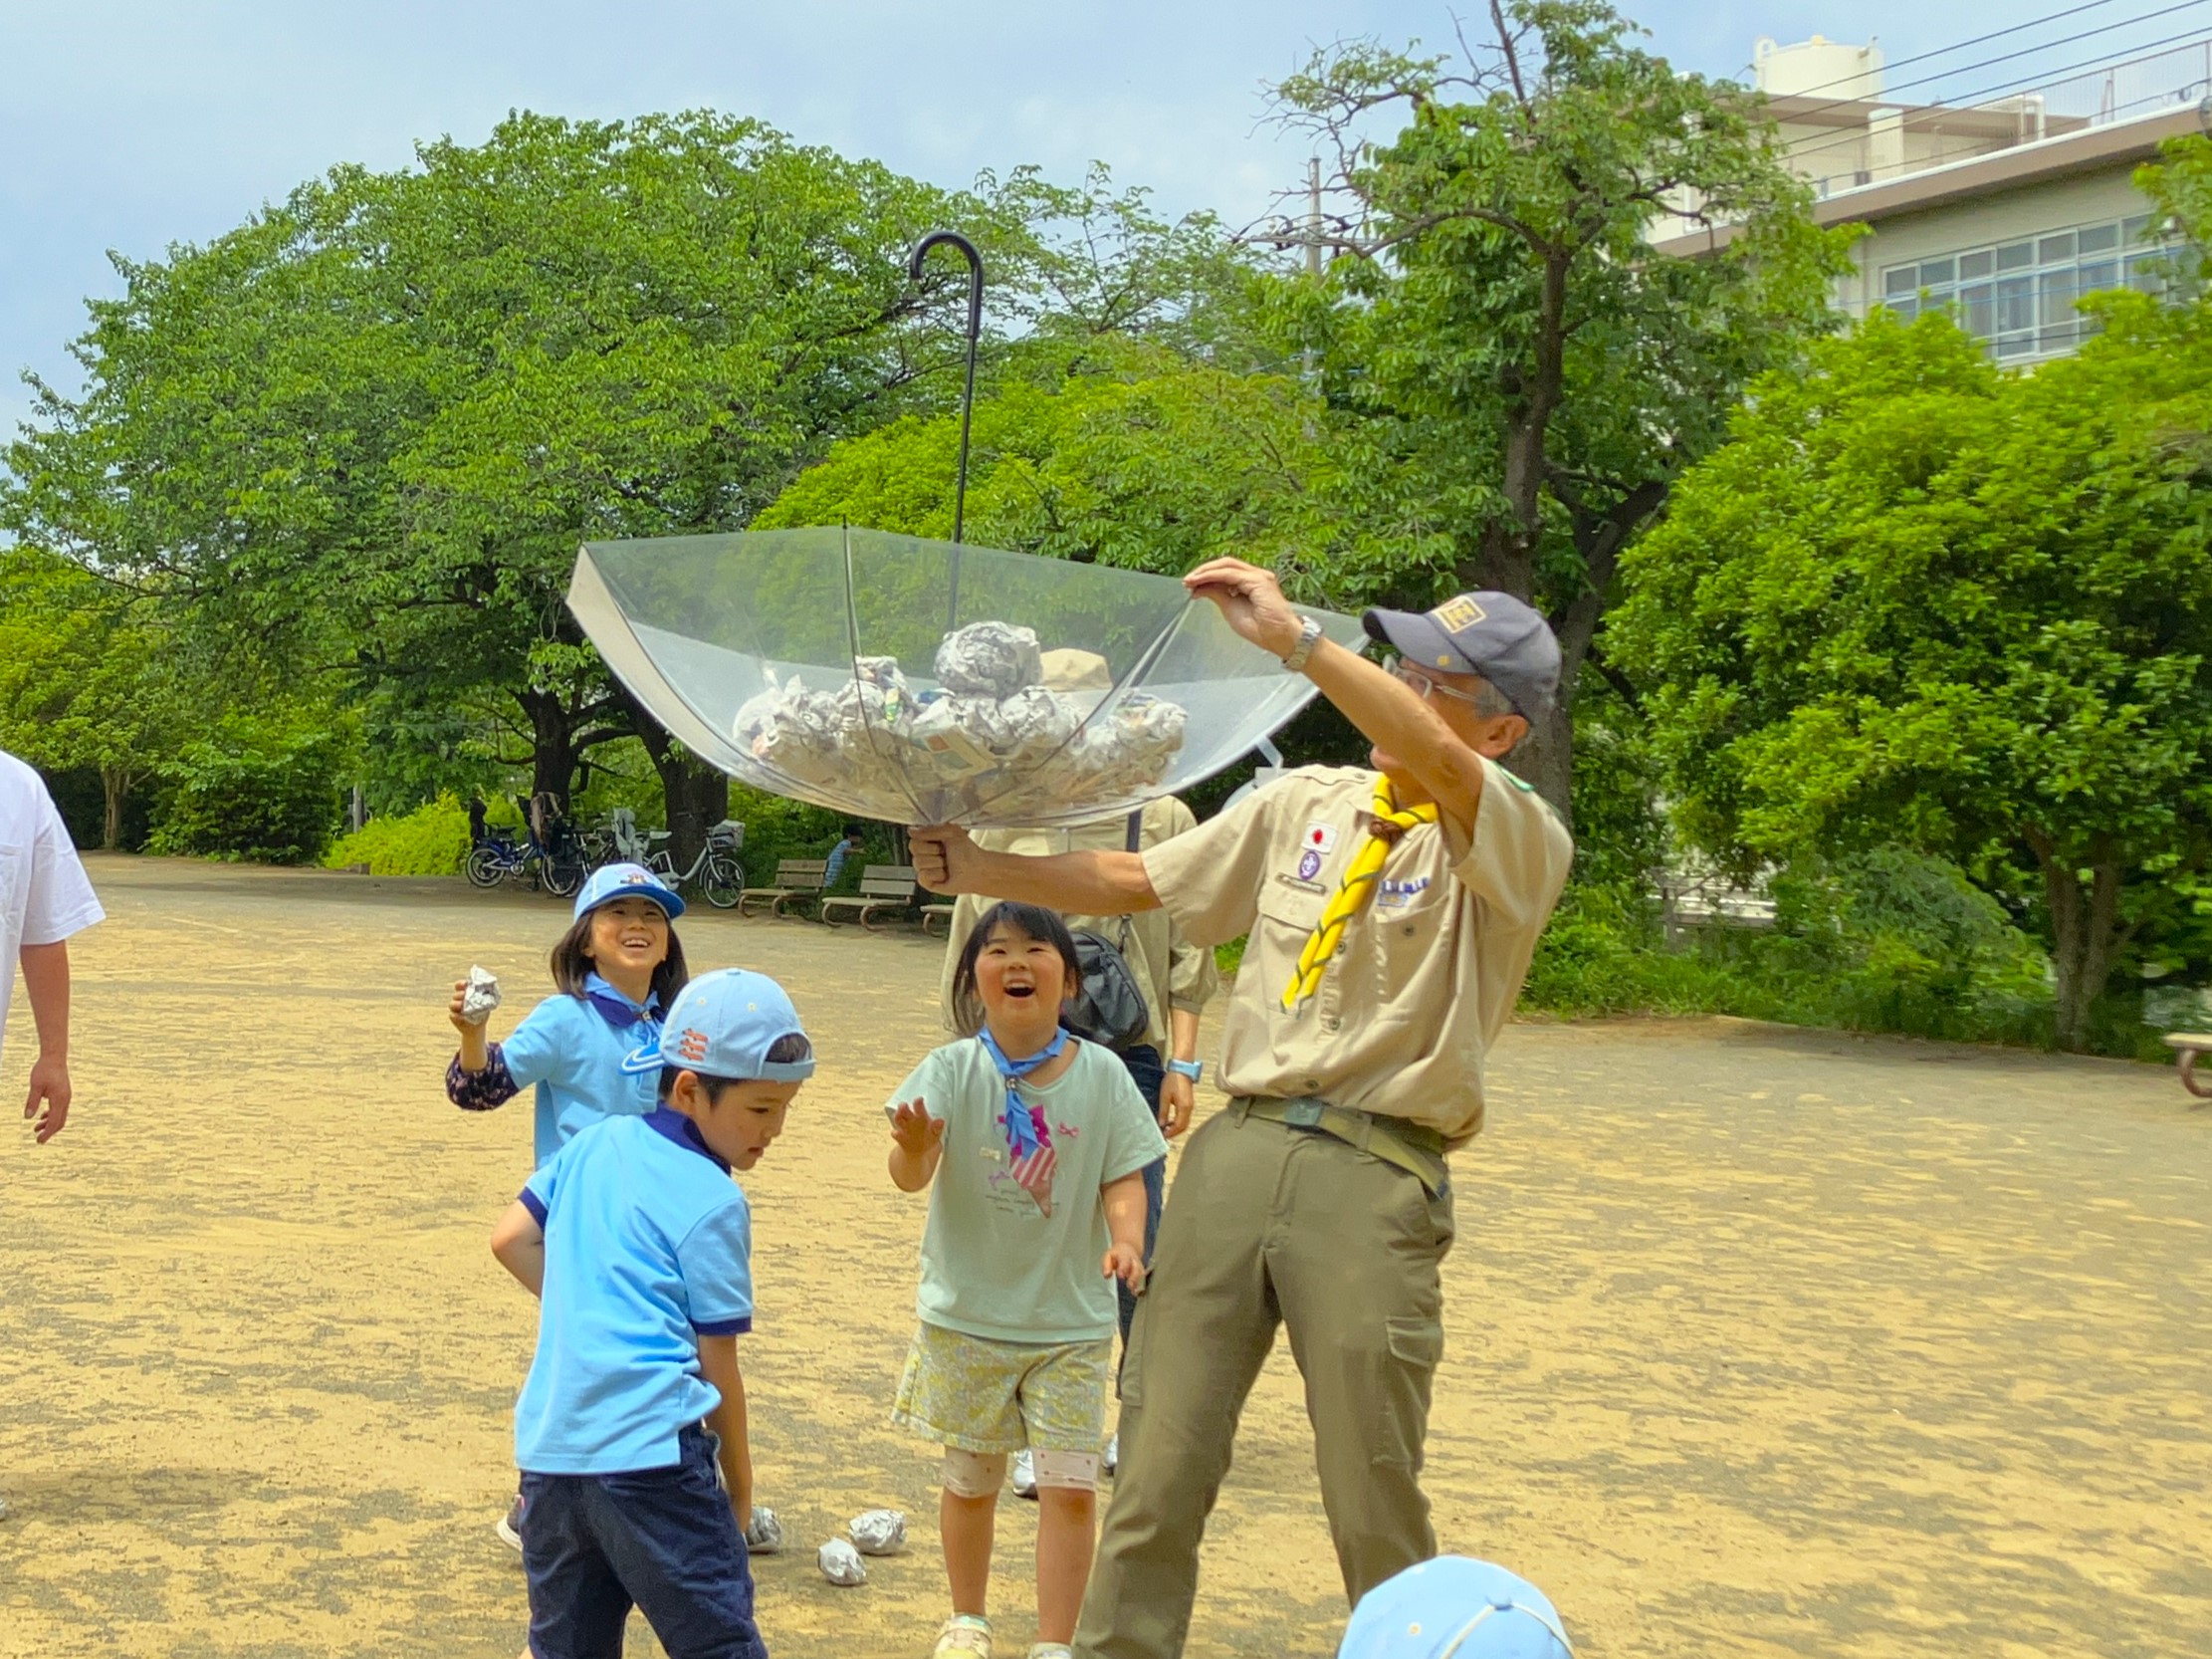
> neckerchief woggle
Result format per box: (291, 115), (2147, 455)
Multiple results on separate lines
(978, 1025), (1068, 1216)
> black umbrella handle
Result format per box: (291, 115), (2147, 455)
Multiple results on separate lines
(908, 232), (984, 570)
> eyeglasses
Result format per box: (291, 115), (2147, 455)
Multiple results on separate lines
(1388, 657), (1492, 711)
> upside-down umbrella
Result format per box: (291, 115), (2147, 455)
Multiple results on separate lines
(564, 229), (1365, 828)
(565, 524), (1366, 829)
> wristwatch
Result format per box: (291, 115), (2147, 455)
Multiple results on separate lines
(1167, 1059), (1204, 1082)
(1280, 614), (1323, 674)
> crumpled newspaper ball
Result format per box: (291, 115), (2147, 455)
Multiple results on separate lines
(817, 1537), (868, 1585)
(936, 621), (1043, 698)
(744, 1506), (783, 1554)
(847, 1508), (907, 1556)
(460, 966), (501, 1027)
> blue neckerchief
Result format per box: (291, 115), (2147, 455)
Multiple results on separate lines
(583, 972), (661, 1034)
(978, 1026), (1068, 1159)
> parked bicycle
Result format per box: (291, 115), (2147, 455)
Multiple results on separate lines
(464, 825), (587, 898)
(641, 819), (746, 909)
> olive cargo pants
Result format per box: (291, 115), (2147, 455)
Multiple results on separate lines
(1073, 1106), (1456, 1659)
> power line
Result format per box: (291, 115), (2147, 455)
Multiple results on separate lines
(1772, 0), (2129, 101)
(1773, 0), (2212, 132)
(1774, 21), (2212, 176)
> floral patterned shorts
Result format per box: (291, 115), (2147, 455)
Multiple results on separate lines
(890, 1322), (1113, 1455)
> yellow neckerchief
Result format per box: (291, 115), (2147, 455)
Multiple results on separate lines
(1279, 775), (1438, 1015)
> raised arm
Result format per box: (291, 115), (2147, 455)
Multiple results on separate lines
(1182, 558), (1489, 836)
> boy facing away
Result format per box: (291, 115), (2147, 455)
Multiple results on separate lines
(490, 968), (813, 1659)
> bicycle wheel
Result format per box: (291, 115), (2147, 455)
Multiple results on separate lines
(702, 854), (744, 909)
(542, 854), (585, 899)
(465, 847), (505, 889)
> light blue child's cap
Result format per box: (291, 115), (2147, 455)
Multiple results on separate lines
(1338, 1557), (1574, 1659)
(573, 861), (687, 922)
(620, 969), (814, 1082)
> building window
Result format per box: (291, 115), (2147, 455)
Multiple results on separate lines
(1880, 214), (2172, 359)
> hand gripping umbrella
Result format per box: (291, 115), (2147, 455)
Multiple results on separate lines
(564, 237), (1366, 830)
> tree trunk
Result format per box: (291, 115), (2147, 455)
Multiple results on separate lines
(517, 689), (580, 818)
(2030, 833), (2125, 1052)
(100, 766), (131, 850)
(617, 689), (728, 875)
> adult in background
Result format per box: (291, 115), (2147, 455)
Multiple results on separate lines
(1, 749), (105, 1524)
(2, 749), (104, 1147)
(912, 560), (1574, 1659)
(937, 788), (1220, 1484)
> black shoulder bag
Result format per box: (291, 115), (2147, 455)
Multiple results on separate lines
(1061, 813), (1154, 1052)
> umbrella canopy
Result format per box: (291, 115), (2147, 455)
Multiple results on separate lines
(567, 525), (1368, 828)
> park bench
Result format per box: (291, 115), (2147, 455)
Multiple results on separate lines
(2165, 1032), (2212, 1100)
(738, 858), (828, 919)
(921, 903), (956, 936)
(820, 864), (922, 931)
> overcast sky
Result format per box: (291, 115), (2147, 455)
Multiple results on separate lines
(4, 0), (2205, 437)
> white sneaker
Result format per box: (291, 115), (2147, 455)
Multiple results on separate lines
(1027, 1646), (1074, 1659)
(934, 1613), (994, 1657)
(496, 1494), (524, 1553)
(1103, 1432), (1118, 1476)
(1010, 1449), (1037, 1500)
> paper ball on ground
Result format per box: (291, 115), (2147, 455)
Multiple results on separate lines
(744, 1506), (782, 1554)
(847, 1509), (907, 1555)
(817, 1538), (868, 1585)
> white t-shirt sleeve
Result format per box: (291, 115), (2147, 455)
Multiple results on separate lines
(23, 782), (103, 947)
(1095, 1049), (1170, 1184)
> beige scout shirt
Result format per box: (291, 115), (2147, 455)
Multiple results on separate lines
(1142, 764), (1573, 1144)
(940, 797), (1219, 1046)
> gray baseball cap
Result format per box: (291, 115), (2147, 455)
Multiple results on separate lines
(1362, 592), (1560, 718)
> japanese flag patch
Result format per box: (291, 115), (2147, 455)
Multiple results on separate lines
(1296, 821), (1339, 883)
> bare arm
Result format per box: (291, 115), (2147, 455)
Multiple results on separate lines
(909, 836), (1159, 907)
(19, 940), (73, 1143)
(1100, 1169), (1149, 1290)
(1182, 558), (1489, 836)
(888, 1098), (948, 1192)
(448, 979), (492, 1071)
(1159, 1007), (1203, 1138)
(697, 1334), (752, 1525)
(490, 1201), (546, 1297)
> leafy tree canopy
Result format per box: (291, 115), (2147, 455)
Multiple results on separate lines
(1612, 304), (2212, 1049)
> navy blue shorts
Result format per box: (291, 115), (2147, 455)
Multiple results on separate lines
(521, 1426), (768, 1659)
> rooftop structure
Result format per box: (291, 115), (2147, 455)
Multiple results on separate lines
(1652, 34), (2210, 363)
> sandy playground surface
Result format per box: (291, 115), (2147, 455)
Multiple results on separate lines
(1, 856), (2207, 1658)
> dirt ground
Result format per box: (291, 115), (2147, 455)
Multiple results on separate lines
(1, 856), (2206, 1659)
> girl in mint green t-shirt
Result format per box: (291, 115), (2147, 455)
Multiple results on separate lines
(885, 901), (1165, 1659)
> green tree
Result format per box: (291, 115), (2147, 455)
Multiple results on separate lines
(0, 552), (191, 847)
(1611, 308), (2212, 1050)
(3, 113), (1026, 864)
(1269, 0), (1851, 812)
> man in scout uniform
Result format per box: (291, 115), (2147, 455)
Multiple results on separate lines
(911, 556), (1575, 1659)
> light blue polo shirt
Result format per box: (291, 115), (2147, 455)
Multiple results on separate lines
(515, 1107), (754, 1476)
(503, 975), (662, 1166)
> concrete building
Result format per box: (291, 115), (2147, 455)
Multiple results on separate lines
(1653, 34), (2211, 362)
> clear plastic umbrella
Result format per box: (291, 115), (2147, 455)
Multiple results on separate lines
(566, 525), (1367, 829)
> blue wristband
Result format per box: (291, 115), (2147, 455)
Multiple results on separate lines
(1167, 1059), (1203, 1081)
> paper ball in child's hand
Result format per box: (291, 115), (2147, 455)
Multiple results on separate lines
(745, 1506), (783, 1553)
(461, 966), (501, 1026)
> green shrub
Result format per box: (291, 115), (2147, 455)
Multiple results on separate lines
(325, 793), (473, 875)
(148, 717), (347, 864)
(724, 786), (844, 887)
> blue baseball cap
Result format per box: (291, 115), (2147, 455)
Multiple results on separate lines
(1338, 1557), (1573, 1659)
(620, 969), (814, 1082)
(573, 861), (686, 922)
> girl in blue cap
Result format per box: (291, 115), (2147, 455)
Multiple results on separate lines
(445, 859), (690, 1548)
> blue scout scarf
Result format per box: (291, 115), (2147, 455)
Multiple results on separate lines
(583, 972), (661, 1035)
(977, 1026), (1067, 1160)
